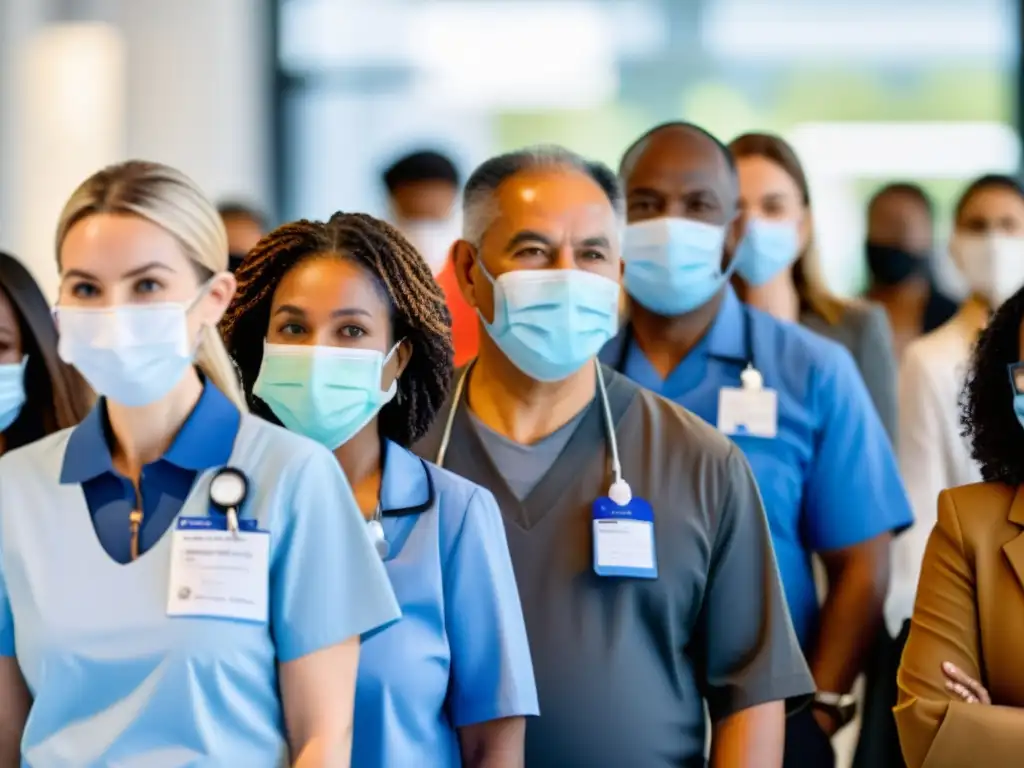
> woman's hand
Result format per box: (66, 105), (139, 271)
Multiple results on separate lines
(942, 661), (991, 705)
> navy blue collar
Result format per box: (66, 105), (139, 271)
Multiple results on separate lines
(380, 439), (434, 517)
(601, 286), (752, 371)
(60, 382), (242, 484)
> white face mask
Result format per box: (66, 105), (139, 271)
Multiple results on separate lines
(950, 232), (1024, 307)
(55, 284), (211, 407)
(397, 217), (461, 276)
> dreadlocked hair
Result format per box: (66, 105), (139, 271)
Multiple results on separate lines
(220, 212), (454, 447)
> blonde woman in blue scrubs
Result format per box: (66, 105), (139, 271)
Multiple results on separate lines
(221, 212), (539, 767)
(0, 161), (400, 766)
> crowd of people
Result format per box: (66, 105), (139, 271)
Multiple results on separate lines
(0, 119), (1018, 767)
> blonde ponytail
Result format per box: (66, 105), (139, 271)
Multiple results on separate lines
(195, 324), (248, 412)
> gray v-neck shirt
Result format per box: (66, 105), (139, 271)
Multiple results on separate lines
(415, 366), (813, 768)
(468, 408), (586, 502)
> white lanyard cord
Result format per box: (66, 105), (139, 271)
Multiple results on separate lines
(435, 360), (631, 505)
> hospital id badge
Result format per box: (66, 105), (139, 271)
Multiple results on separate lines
(717, 386), (778, 438)
(167, 517), (270, 623)
(592, 496), (658, 579)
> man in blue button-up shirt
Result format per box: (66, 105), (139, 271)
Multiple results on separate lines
(601, 121), (913, 768)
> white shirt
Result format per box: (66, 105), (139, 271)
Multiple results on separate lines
(886, 299), (987, 635)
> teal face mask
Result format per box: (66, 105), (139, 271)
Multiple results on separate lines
(253, 342), (400, 450)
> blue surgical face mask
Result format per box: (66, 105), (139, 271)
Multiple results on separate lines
(733, 218), (801, 287)
(623, 217), (731, 316)
(253, 342), (399, 450)
(477, 259), (620, 382)
(55, 284), (211, 408)
(0, 357), (27, 433)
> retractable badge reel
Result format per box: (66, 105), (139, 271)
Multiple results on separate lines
(591, 363), (658, 580)
(209, 467), (249, 536)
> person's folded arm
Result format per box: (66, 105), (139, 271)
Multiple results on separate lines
(895, 490), (1024, 768)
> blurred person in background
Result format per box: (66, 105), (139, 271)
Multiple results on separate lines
(895, 284), (1024, 767)
(864, 184), (958, 357)
(0, 251), (91, 457)
(891, 174), (1024, 663)
(218, 200), (268, 272)
(604, 121), (913, 768)
(222, 211), (538, 767)
(729, 132), (897, 440)
(383, 149), (479, 367)
(0, 161), (400, 765)
(417, 145), (813, 768)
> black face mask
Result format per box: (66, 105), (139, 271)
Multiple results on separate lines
(865, 242), (926, 286)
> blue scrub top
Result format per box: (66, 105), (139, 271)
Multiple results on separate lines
(0, 382), (401, 764)
(354, 440), (539, 767)
(601, 287), (912, 647)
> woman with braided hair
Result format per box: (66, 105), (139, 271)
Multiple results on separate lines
(221, 212), (537, 767)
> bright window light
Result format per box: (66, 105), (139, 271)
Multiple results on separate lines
(702, 0), (1013, 63)
(408, 2), (618, 110)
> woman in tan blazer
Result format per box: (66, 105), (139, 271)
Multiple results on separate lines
(895, 281), (1024, 767)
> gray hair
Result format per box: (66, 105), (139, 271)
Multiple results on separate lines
(461, 145), (624, 246)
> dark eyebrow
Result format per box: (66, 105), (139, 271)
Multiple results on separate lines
(505, 230), (555, 252)
(576, 235), (611, 249)
(273, 304), (372, 319)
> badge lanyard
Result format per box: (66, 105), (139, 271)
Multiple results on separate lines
(436, 361), (632, 504)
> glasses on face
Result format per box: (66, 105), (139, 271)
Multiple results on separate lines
(1007, 362), (1024, 395)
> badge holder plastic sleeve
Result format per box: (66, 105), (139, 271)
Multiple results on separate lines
(591, 496), (658, 580)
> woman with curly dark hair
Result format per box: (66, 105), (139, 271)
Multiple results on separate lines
(221, 212), (537, 767)
(895, 284), (1024, 767)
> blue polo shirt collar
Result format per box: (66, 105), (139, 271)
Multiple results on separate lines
(380, 439), (433, 517)
(704, 285), (748, 362)
(60, 381), (242, 484)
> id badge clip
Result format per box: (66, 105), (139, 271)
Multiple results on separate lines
(717, 365), (778, 438)
(592, 494), (658, 580)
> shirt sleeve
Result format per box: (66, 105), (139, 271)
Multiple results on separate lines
(802, 344), (914, 553)
(270, 446), (401, 663)
(698, 446), (814, 721)
(444, 486), (539, 726)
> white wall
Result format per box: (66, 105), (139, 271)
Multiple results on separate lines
(0, 0), (271, 300)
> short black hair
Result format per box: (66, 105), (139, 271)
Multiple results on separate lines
(217, 200), (267, 230)
(954, 174), (1024, 220)
(868, 182), (934, 220)
(961, 283), (1024, 484)
(619, 121), (737, 178)
(382, 150), (460, 193)
(220, 213), (453, 447)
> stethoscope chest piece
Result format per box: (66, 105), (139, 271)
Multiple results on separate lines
(210, 467), (249, 535)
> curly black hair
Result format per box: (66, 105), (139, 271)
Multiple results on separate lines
(961, 283), (1024, 484)
(220, 212), (454, 447)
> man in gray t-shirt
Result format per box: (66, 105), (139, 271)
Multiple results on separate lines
(416, 145), (813, 767)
